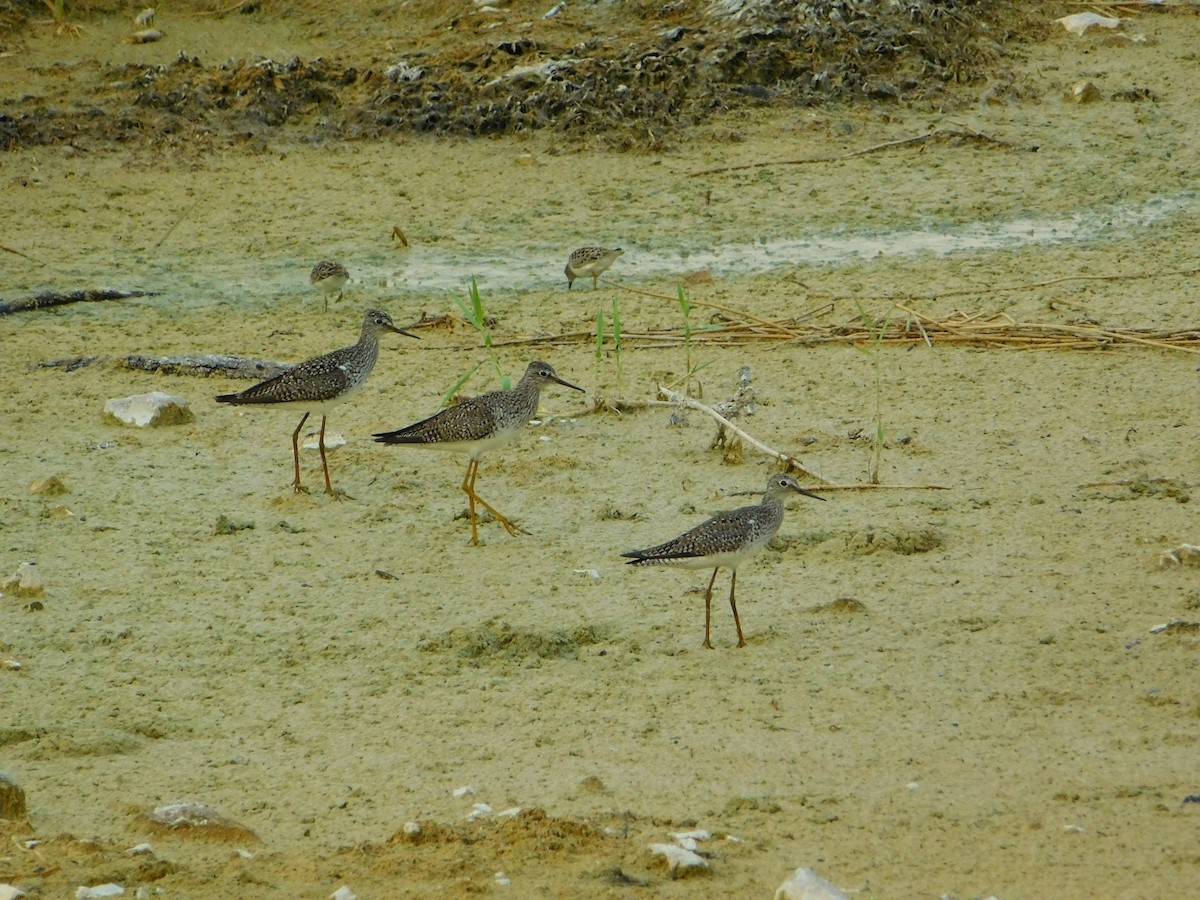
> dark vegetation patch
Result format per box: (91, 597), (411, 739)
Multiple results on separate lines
(1, 1), (1040, 150)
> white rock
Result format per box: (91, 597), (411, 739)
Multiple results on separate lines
(774, 867), (848, 900)
(496, 806), (522, 819)
(452, 785), (475, 798)
(2, 562), (43, 597)
(148, 800), (221, 826)
(302, 431), (346, 452)
(494, 871), (511, 886)
(1055, 12), (1120, 35)
(329, 887), (358, 900)
(671, 829), (710, 843)
(648, 843), (707, 873)
(467, 802), (493, 820)
(103, 391), (195, 428)
(0, 884), (28, 900)
(125, 843), (153, 856)
(403, 821), (421, 835)
(75, 885), (125, 899)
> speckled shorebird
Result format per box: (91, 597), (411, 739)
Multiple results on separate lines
(565, 246), (624, 290)
(216, 309), (418, 496)
(310, 260), (350, 308)
(374, 360), (584, 545)
(622, 473), (825, 649)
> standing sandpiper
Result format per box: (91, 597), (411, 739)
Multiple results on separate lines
(216, 309), (418, 496)
(565, 246), (624, 290)
(374, 360), (584, 545)
(310, 260), (350, 308)
(622, 473), (824, 649)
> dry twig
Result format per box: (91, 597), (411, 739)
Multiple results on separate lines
(688, 126), (1024, 178)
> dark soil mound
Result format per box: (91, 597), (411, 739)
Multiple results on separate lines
(1, 0), (1039, 150)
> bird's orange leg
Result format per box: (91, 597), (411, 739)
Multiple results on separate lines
(729, 569), (746, 648)
(463, 460), (526, 539)
(291, 412), (310, 493)
(703, 568), (720, 650)
(318, 415), (336, 497)
(461, 460), (481, 545)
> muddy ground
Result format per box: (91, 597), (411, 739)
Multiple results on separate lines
(2, 1), (1199, 897)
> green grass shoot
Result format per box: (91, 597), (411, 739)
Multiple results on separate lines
(611, 296), (623, 399)
(452, 276), (510, 393)
(854, 299), (887, 484)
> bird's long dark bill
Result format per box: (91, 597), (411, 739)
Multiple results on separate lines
(553, 375), (586, 392)
(391, 325), (421, 339)
(797, 488), (826, 501)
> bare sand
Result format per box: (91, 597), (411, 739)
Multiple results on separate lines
(2, 3), (1199, 897)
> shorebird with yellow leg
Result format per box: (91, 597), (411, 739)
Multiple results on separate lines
(622, 473), (824, 649)
(216, 309), (418, 496)
(374, 361), (584, 545)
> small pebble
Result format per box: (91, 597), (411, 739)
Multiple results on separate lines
(28, 475), (68, 496)
(75, 885), (124, 899)
(2, 562), (43, 598)
(648, 843), (707, 874)
(103, 392), (194, 428)
(302, 432), (346, 452)
(773, 867), (848, 900)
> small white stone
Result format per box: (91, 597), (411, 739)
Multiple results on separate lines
(494, 872), (510, 886)
(403, 821), (421, 835)
(2, 562), (43, 597)
(236, 847), (255, 858)
(1064, 824), (1086, 833)
(329, 887), (358, 900)
(125, 843), (153, 856)
(0, 884), (28, 900)
(103, 391), (195, 428)
(75, 885), (125, 899)
(452, 785), (475, 798)
(496, 806), (522, 819)
(3, 659), (20, 671)
(773, 867), (849, 900)
(648, 843), (707, 873)
(1056, 12), (1120, 35)
(906, 782), (920, 790)
(302, 432), (346, 452)
(467, 802), (493, 820)
(671, 829), (710, 843)
(573, 569), (601, 581)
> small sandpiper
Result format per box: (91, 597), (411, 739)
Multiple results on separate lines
(622, 473), (824, 649)
(310, 260), (350, 308)
(374, 360), (584, 545)
(217, 309), (418, 496)
(565, 246), (624, 290)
